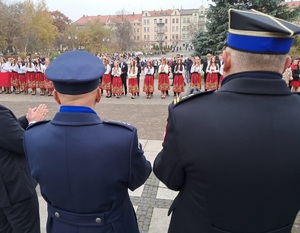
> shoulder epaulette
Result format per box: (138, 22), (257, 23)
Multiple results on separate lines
(26, 120), (50, 130)
(103, 121), (135, 131)
(172, 90), (215, 108)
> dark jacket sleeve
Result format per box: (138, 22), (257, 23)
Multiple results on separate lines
(153, 105), (185, 191)
(0, 106), (28, 155)
(128, 128), (152, 191)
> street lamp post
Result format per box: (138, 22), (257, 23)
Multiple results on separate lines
(68, 33), (77, 50)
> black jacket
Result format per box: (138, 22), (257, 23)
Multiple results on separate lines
(0, 104), (36, 208)
(154, 71), (300, 233)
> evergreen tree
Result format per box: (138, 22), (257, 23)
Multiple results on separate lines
(192, 0), (300, 56)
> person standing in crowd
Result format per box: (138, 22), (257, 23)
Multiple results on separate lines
(111, 61), (123, 98)
(24, 50), (152, 233)
(184, 56), (193, 84)
(135, 57), (141, 96)
(143, 60), (155, 99)
(202, 53), (212, 88)
(205, 56), (219, 91)
(128, 59), (139, 99)
(16, 57), (26, 94)
(44, 57), (54, 96)
(119, 55), (128, 96)
(190, 56), (202, 91)
(291, 60), (300, 92)
(173, 58), (185, 98)
(154, 9), (300, 233)
(35, 57), (46, 96)
(101, 58), (112, 98)
(0, 103), (48, 233)
(0, 58), (12, 94)
(26, 57), (37, 95)
(158, 57), (170, 99)
(10, 58), (18, 93)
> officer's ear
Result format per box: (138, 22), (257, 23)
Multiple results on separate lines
(53, 90), (61, 105)
(96, 87), (101, 103)
(222, 49), (231, 74)
(283, 55), (292, 74)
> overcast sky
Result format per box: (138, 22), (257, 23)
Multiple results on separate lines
(44, 0), (210, 22)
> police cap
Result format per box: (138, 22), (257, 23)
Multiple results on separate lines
(45, 50), (105, 95)
(227, 9), (300, 54)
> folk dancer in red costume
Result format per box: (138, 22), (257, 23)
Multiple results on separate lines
(173, 58), (185, 98)
(158, 57), (170, 99)
(190, 56), (202, 91)
(111, 61), (123, 98)
(101, 58), (112, 98)
(205, 56), (219, 91)
(0, 58), (12, 94)
(35, 58), (46, 95)
(16, 57), (26, 94)
(128, 59), (139, 99)
(44, 58), (54, 96)
(26, 57), (36, 95)
(143, 60), (155, 99)
(10, 58), (18, 93)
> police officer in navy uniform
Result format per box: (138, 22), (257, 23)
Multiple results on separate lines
(154, 9), (300, 233)
(24, 50), (152, 233)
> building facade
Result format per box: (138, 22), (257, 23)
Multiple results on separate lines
(74, 5), (208, 51)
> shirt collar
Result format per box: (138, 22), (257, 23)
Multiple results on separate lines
(60, 106), (96, 114)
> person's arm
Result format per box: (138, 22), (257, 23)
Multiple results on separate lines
(0, 106), (27, 154)
(154, 105), (185, 191)
(128, 128), (152, 191)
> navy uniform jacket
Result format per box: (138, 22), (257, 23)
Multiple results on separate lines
(0, 104), (37, 208)
(154, 71), (300, 233)
(24, 109), (151, 233)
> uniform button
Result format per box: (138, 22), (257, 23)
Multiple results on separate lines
(95, 217), (102, 223)
(55, 212), (60, 218)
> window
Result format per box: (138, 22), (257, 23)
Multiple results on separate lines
(187, 18), (190, 23)
(172, 26), (175, 32)
(154, 26), (157, 32)
(183, 18), (186, 23)
(172, 18), (175, 23)
(144, 35), (146, 40)
(134, 36), (136, 40)
(194, 17), (197, 23)
(165, 19), (168, 23)
(165, 36), (168, 40)
(137, 36), (139, 40)
(144, 27), (146, 33)
(165, 26), (168, 32)
(182, 34), (185, 39)
(159, 18), (162, 23)
(183, 26), (186, 31)
(137, 29), (139, 33)
(143, 19), (146, 25)
(154, 35), (157, 40)
(176, 26), (179, 32)
(154, 19), (157, 24)
(172, 34), (174, 39)
(147, 27), (150, 32)
(147, 35), (150, 40)
(134, 29), (136, 33)
(176, 18), (179, 23)
(147, 19), (150, 25)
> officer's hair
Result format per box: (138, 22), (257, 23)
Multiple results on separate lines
(231, 49), (286, 73)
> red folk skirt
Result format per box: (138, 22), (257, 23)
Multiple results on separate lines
(19, 73), (27, 90)
(45, 77), (54, 90)
(173, 74), (184, 93)
(143, 75), (154, 93)
(0, 72), (11, 87)
(190, 73), (201, 89)
(11, 71), (19, 87)
(111, 76), (123, 95)
(205, 73), (218, 90)
(36, 72), (45, 89)
(27, 71), (36, 89)
(128, 77), (139, 94)
(291, 80), (300, 87)
(101, 74), (111, 90)
(158, 73), (170, 91)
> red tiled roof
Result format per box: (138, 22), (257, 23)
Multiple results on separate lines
(74, 14), (142, 25)
(144, 9), (173, 16)
(280, 1), (300, 8)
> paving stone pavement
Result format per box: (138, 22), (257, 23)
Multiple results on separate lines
(1, 76), (300, 233)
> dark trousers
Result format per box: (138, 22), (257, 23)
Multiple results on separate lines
(121, 74), (127, 95)
(0, 192), (40, 233)
(137, 73), (140, 93)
